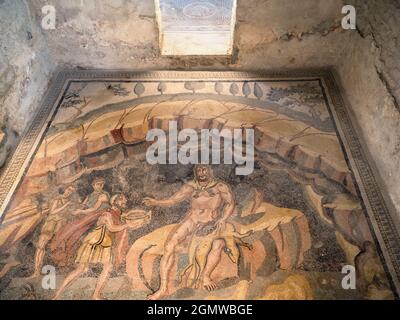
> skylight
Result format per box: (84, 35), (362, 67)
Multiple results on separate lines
(155, 0), (237, 56)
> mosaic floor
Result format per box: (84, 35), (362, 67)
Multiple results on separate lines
(0, 71), (398, 300)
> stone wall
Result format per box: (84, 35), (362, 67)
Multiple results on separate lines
(0, 0), (55, 167)
(336, 0), (400, 224)
(25, 0), (351, 70)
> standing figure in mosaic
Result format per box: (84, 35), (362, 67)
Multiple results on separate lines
(49, 177), (111, 266)
(74, 177), (110, 216)
(27, 185), (76, 279)
(53, 194), (149, 300)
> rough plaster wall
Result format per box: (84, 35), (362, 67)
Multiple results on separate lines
(28, 0), (348, 70)
(336, 0), (400, 220)
(354, 0), (400, 112)
(234, 0), (350, 68)
(0, 0), (56, 166)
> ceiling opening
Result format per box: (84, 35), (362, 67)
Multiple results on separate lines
(155, 0), (237, 56)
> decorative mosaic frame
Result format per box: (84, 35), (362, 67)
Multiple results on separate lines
(0, 69), (399, 294)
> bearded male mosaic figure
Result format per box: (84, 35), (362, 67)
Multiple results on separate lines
(53, 194), (150, 300)
(142, 164), (250, 300)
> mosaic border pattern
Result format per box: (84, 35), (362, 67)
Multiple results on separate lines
(0, 69), (399, 294)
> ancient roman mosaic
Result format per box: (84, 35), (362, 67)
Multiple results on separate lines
(0, 72), (397, 300)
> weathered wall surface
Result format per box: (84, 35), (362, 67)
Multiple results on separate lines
(0, 0), (56, 166)
(0, 0), (399, 218)
(336, 0), (400, 221)
(27, 0), (348, 70)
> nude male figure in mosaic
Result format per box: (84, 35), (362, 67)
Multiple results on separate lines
(143, 165), (235, 300)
